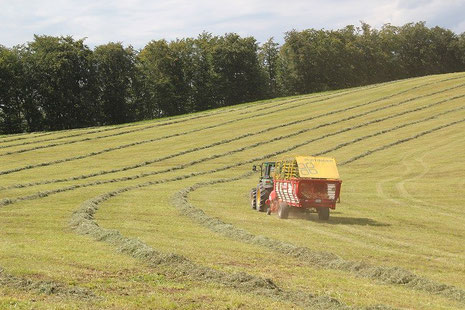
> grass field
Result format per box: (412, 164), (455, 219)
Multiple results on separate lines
(1, 72), (465, 309)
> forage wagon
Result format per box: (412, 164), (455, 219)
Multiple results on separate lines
(251, 156), (342, 220)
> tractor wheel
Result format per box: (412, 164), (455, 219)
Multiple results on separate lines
(317, 207), (330, 220)
(250, 188), (257, 210)
(278, 202), (289, 219)
(256, 184), (269, 212)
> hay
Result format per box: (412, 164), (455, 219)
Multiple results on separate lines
(0, 266), (95, 299)
(172, 172), (465, 304)
(69, 186), (356, 309)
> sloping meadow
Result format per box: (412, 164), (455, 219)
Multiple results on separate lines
(1, 73), (465, 309)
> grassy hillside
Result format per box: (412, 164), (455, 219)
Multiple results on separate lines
(1, 72), (465, 309)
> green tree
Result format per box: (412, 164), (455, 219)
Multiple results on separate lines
(190, 33), (219, 111)
(259, 38), (280, 98)
(456, 33), (465, 71)
(0, 46), (25, 133)
(139, 39), (191, 117)
(23, 35), (98, 130)
(212, 33), (264, 106)
(94, 42), (137, 124)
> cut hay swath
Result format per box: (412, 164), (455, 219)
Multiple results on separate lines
(1, 73), (465, 309)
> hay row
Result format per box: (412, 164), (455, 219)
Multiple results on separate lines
(0, 266), (96, 299)
(2, 94), (464, 206)
(0, 104), (465, 223)
(0, 131), (55, 144)
(0, 89), (339, 156)
(173, 168), (465, 303)
(0, 81), (397, 174)
(1, 77), (461, 182)
(0, 123), (138, 150)
(0, 76), (414, 157)
(69, 183), (353, 310)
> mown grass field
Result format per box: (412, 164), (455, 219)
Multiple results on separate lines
(1, 72), (465, 309)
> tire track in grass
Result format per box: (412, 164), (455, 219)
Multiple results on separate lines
(2, 79), (464, 185)
(2, 93), (465, 206)
(0, 266), (96, 299)
(172, 118), (465, 303)
(374, 147), (431, 208)
(0, 75), (457, 158)
(396, 155), (430, 203)
(395, 155), (465, 214)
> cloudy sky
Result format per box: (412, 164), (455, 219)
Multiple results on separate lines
(1, 0), (464, 48)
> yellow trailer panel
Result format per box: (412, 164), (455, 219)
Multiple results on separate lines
(295, 156), (340, 179)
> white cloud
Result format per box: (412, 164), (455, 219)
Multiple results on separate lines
(0, 0), (464, 48)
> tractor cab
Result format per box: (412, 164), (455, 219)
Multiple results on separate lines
(253, 162), (275, 185)
(251, 162), (276, 212)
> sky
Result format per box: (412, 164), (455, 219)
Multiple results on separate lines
(1, 0), (464, 48)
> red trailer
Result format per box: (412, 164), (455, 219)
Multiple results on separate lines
(266, 156), (342, 220)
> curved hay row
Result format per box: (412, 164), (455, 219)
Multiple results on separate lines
(2, 94), (465, 206)
(69, 176), (352, 310)
(1, 109), (464, 307)
(67, 117), (465, 309)
(172, 120), (465, 303)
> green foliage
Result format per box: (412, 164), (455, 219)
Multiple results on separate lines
(20, 35), (98, 131)
(1, 23), (465, 134)
(1, 74), (465, 309)
(0, 46), (24, 133)
(94, 42), (137, 124)
(259, 38), (280, 98)
(212, 33), (265, 106)
(279, 22), (465, 95)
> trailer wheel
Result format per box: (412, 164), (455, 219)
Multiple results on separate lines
(250, 188), (257, 209)
(256, 185), (269, 212)
(317, 207), (330, 220)
(278, 202), (289, 219)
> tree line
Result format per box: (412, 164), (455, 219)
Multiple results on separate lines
(1, 22), (465, 134)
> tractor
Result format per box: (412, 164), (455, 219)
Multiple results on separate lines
(250, 162), (275, 212)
